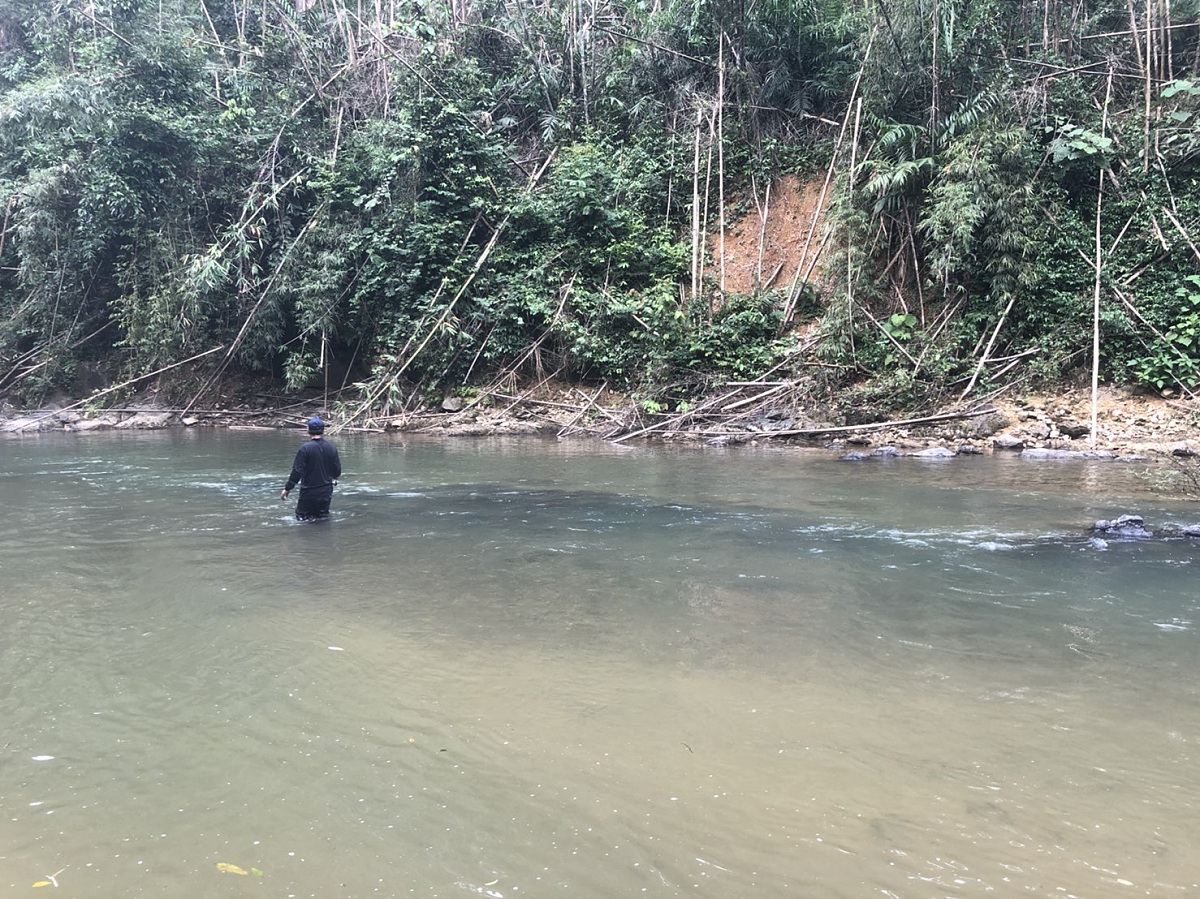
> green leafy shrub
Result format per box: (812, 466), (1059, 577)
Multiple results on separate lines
(1127, 276), (1200, 391)
(669, 294), (788, 380)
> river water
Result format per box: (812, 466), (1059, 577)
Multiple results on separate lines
(2, 430), (1198, 897)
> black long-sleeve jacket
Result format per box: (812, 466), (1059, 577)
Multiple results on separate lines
(285, 437), (342, 494)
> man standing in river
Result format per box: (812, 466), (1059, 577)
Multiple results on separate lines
(280, 416), (342, 520)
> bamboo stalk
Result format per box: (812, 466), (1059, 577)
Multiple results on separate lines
(1160, 206), (1200, 262)
(755, 178), (771, 285)
(690, 105), (703, 298)
(574, 387), (625, 427)
(700, 100), (717, 314)
(856, 301), (919, 368)
(475, 392), (597, 412)
(720, 383), (791, 412)
(182, 202), (321, 415)
(717, 30), (726, 295)
(610, 385), (753, 443)
(1091, 67), (1114, 447)
(781, 34), (872, 329)
(723, 381), (791, 387)
(1145, 0), (1153, 170)
(960, 295), (1017, 398)
(683, 406), (1000, 440)
(30, 346), (225, 424)
(556, 383), (608, 438)
(486, 276), (575, 388)
(1049, 211), (1198, 398)
(846, 97), (863, 348)
(337, 152), (557, 429)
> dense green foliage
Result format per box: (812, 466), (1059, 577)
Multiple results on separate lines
(0, 0), (1198, 413)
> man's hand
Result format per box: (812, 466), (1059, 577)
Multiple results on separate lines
(280, 488), (289, 502)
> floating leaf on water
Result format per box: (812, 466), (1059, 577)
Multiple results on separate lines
(32, 881), (52, 888)
(216, 862), (249, 875)
(251, 868), (264, 877)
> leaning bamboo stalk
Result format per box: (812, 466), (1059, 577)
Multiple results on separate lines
(782, 27), (876, 326)
(183, 204), (323, 415)
(700, 100), (717, 313)
(979, 348), (1040, 384)
(856, 299), (919, 367)
(30, 346), (225, 424)
(1111, 287), (1197, 398)
(692, 406), (1000, 440)
(557, 383), (609, 437)
(1091, 67), (1114, 447)
(756, 178), (771, 285)
(576, 386), (625, 427)
(610, 385), (750, 444)
(690, 105), (703, 298)
(960, 295), (1017, 398)
(1160, 205), (1200, 262)
(338, 152), (556, 429)
(722, 381), (791, 387)
(491, 274), (575, 385)
(1055, 220), (1197, 398)
(912, 296), (965, 371)
(341, 214), (511, 426)
(0, 354), (54, 392)
(717, 30), (726, 295)
(720, 383), (792, 412)
(0, 319), (115, 390)
(476, 392), (597, 412)
(845, 96), (864, 353)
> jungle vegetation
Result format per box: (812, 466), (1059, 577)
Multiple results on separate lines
(0, 0), (1198, 420)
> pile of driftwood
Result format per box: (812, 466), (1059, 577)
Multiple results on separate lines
(609, 384), (999, 444)
(348, 372), (1001, 444)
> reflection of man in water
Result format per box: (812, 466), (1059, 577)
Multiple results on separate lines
(280, 416), (342, 521)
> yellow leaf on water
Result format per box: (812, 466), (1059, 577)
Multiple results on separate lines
(216, 862), (249, 876)
(32, 881), (52, 888)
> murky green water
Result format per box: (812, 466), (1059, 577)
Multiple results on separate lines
(2, 430), (1199, 897)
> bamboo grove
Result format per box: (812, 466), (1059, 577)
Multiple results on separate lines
(0, 0), (1198, 417)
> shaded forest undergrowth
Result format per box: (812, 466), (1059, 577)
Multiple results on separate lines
(6, 172), (1200, 457)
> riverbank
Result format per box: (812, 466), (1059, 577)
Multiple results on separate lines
(3, 381), (1199, 463)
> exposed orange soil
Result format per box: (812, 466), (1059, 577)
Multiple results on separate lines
(704, 174), (829, 297)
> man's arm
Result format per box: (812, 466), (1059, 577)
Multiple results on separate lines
(280, 448), (307, 501)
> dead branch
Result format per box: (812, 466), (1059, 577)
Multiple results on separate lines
(557, 383), (609, 438)
(648, 406), (1000, 441)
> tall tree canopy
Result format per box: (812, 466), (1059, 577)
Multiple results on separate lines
(0, 0), (1198, 413)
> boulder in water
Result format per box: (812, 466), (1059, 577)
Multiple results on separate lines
(1092, 514), (1153, 538)
(909, 446), (956, 458)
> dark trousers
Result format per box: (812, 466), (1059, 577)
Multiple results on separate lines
(295, 488), (333, 521)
